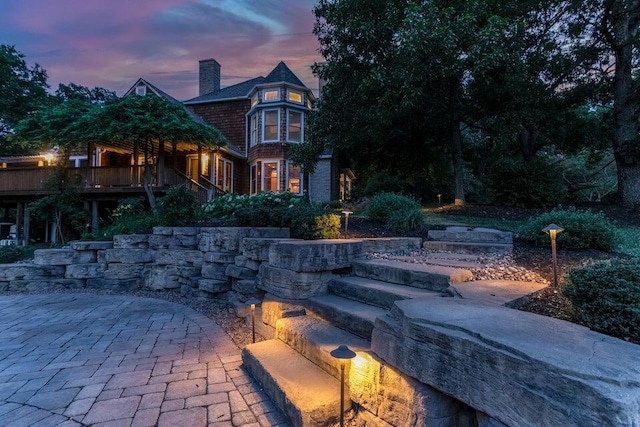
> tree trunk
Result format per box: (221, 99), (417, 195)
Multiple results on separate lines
(451, 119), (466, 206)
(607, 0), (640, 207)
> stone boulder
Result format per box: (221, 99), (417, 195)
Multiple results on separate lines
(112, 234), (150, 248)
(240, 238), (299, 261)
(69, 241), (114, 251)
(103, 249), (155, 264)
(258, 265), (334, 299)
(268, 240), (363, 272)
(155, 249), (203, 267)
(199, 227), (289, 253)
(0, 264), (65, 281)
(372, 298), (640, 427)
(33, 249), (96, 266)
(65, 263), (107, 279)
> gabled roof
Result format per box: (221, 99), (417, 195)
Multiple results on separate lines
(262, 61), (305, 87)
(184, 77), (265, 105)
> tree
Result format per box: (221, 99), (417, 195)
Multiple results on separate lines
(0, 45), (50, 155)
(600, 0), (640, 206)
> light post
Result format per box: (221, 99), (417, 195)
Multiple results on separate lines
(330, 345), (356, 427)
(542, 224), (564, 287)
(341, 211), (353, 237)
(246, 297), (261, 343)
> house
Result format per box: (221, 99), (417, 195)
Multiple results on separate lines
(0, 59), (344, 244)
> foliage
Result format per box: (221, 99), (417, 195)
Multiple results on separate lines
(386, 209), (427, 234)
(155, 185), (199, 226)
(30, 186), (89, 243)
(363, 193), (421, 222)
(489, 157), (567, 208)
(203, 192), (341, 239)
(0, 44), (50, 155)
(0, 245), (37, 263)
(518, 208), (618, 251)
(563, 258), (640, 343)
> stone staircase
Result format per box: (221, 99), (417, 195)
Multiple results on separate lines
(242, 258), (473, 426)
(424, 226), (513, 254)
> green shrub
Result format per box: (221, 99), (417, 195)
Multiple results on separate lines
(386, 208), (427, 233)
(91, 197), (155, 239)
(518, 208), (618, 251)
(155, 185), (199, 226)
(0, 245), (35, 263)
(563, 258), (640, 342)
(489, 157), (566, 208)
(364, 193), (421, 222)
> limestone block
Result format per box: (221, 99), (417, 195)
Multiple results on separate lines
(198, 279), (230, 294)
(360, 237), (423, 254)
(225, 264), (257, 280)
(70, 241), (114, 251)
(97, 250), (107, 263)
(65, 263), (107, 279)
(268, 240), (363, 272)
(155, 249), (203, 266)
(87, 278), (141, 291)
(233, 278), (257, 295)
(33, 249), (96, 266)
(261, 294), (306, 328)
(201, 263), (228, 280)
(371, 298), (640, 427)
(203, 252), (237, 264)
(148, 234), (198, 249)
(181, 284), (213, 299)
(153, 226), (199, 236)
(104, 264), (146, 279)
(234, 255), (261, 271)
(0, 264), (65, 281)
(112, 234), (150, 248)
(240, 238), (299, 261)
(258, 265), (333, 300)
(9, 279), (85, 292)
(103, 249), (155, 264)
(176, 266), (200, 278)
(145, 266), (181, 290)
(198, 227), (289, 253)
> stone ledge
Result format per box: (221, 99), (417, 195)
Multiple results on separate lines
(268, 239), (363, 272)
(371, 298), (640, 427)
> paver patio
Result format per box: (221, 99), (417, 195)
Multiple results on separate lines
(0, 294), (288, 427)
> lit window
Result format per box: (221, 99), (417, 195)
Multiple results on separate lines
(250, 114), (258, 146)
(251, 93), (258, 107)
(287, 110), (303, 143)
(263, 90), (279, 102)
(288, 90), (302, 103)
(263, 110), (279, 141)
(216, 157), (233, 192)
(287, 163), (302, 194)
(250, 160), (280, 194)
(251, 164), (259, 194)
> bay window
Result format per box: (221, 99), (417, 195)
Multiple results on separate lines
(287, 110), (303, 143)
(263, 110), (279, 142)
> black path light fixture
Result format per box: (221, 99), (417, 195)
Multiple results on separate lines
(330, 344), (356, 427)
(542, 223), (564, 287)
(245, 297), (261, 343)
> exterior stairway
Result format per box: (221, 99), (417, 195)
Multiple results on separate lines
(241, 258), (473, 426)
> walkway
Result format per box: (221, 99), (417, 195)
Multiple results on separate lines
(0, 294), (288, 427)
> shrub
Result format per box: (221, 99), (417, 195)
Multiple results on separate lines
(489, 157), (566, 208)
(92, 197), (155, 239)
(364, 193), (421, 222)
(563, 258), (640, 342)
(155, 185), (199, 226)
(518, 208), (618, 251)
(0, 245), (35, 263)
(386, 209), (427, 233)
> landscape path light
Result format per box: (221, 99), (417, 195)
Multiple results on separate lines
(245, 297), (261, 343)
(341, 211), (353, 237)
(542, 223), (564, 287)
(330, 344), (356, 427)
(437, 193), (442, 204)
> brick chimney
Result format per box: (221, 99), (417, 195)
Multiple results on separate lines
(199, 59), (221, 96)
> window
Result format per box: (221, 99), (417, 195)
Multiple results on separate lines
(263, 110), (279, 142)
(250, 160), (280, 194)
(288, 90), (302, 104)
(251, 93), (258, 107)
(135, 85), (146, 96)
(250, 114), (258, 146)
(287, 110), (303, 143)
(216, 157), (233, 192)
(287, 163), (302, 194)
(263, 90), (279, 102)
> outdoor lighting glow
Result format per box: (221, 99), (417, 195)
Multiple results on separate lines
(341, 211), (353, 237)
(330, 345), (356, 427)
(43, 153), (54, 165)
(437, 193), (442, 204)
(246, 297), (261, 343)
(542, 223), (564, 287)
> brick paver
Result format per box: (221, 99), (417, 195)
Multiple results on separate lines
(0, 295), (288, 426)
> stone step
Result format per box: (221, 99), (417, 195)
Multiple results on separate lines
(423, 241), (513, 255)
(428, 227), (513, 244)
(242, 339), (344, 427)
(352, 259), (471, 291)
(304, 294), (388, 339)
(276, 316), (370, 381)
(330, 276), (440, 310)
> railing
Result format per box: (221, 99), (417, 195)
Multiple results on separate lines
(198, 175), (227, 199)
(170, 170), (210, 205)
(0, 167), (56, 192)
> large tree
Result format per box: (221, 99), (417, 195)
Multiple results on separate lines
(0, 45), (50, 155)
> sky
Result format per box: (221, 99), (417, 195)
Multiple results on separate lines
(0, 0), (323, 100)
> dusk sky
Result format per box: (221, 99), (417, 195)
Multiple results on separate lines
(0, 0), (323, 100)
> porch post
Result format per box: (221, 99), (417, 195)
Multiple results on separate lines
(86, 140), (93, 187)
(15, 202), (23, 246)
(133, 140), (139, 186)
(197, 146), (203, 178)
(23, 205), (30, 246)
(91, 200), (99, 232)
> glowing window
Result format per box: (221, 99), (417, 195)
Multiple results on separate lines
(263, 90), (279, 102)
(288, 91), (302, 103)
